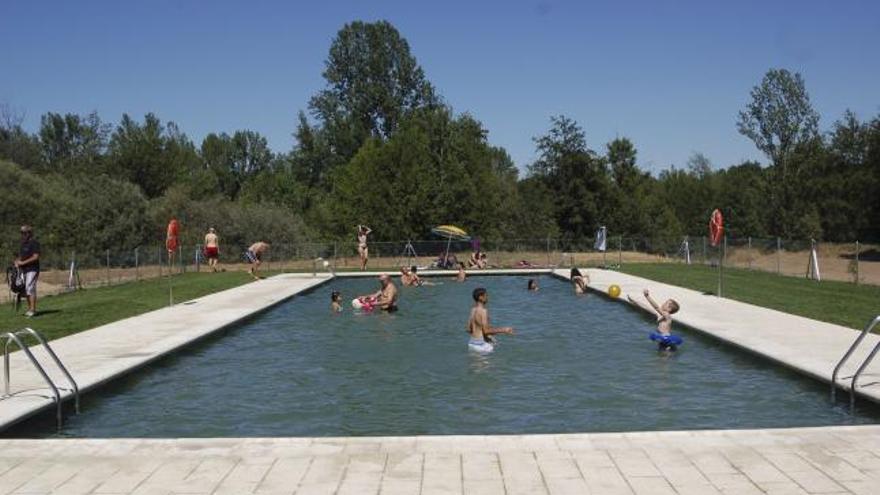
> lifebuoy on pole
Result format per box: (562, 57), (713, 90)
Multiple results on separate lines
(166, 218), (180, 252)
(709, 209), (724, 247)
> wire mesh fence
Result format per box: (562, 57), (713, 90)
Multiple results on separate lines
(5, 236), (878, 303)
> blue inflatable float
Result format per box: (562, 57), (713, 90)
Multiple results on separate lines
(649, 332), (683, 349)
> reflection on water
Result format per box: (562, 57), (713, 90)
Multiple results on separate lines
(9, 274), (880, 438)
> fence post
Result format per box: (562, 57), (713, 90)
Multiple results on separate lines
(717, 236), (725, 297)
(135, 247), (140, 281)
(855, 240), (860, 285)
(747, 237), (752, 270)
(195, 244), (201, 273)
(546, 237), (551, 268)
(776, 237), (781, 275)
(618, 236), (623, 267)
(333, 243), (338, 273)
(105, 249), (110, 286)
(178, 245), (184, 274)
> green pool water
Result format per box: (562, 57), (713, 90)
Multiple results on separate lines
(13, 274), (879, 438)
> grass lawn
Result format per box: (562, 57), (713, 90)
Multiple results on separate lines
(1, 271), (265, 341)
(621, 263), (880, 330)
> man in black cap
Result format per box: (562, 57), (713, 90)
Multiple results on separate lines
(14, 225), (40, 317)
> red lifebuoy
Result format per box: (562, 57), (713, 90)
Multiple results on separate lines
(166, 218), (180, 252)
(709, 209), (724, 247)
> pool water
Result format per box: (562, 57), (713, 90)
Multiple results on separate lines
(13, 275), (879, 438)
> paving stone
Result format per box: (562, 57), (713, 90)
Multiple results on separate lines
(461, 478), (505, 495)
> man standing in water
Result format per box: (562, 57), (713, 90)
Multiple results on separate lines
(467, 287), (514, 353)
(204, 227), (220, 272)
(245, 241), (270, 280)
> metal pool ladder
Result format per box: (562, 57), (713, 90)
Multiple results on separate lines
(2, 328), (80, 428)
(831, 315), (880, 409)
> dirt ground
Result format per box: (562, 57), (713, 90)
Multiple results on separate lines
(3, 245), (877, 304)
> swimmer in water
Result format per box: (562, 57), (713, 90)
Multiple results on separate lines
(527, 279), (539, 291)
(360, 274), (398, 312)
(466, 287), (514, 353)
(331, 291), (343, 313)
(456, 262), (467, 282)
(628, 289), (680, 351)
(570, 268), (589, 294)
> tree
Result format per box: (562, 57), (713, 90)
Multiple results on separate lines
(530, 116), (614, 239)
(108, 113), (199, 199)
(737, 68), (820, 238)
(737, 69), (819, 169)
(308, 20), (438, 160)
(199, 130), (274, 200)
(38, 111), (110, 173)
(0, 104), (43, 170)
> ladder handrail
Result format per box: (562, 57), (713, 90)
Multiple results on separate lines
(831, 315), (880, 402)
(2, 332), (63, 428)
(21, 328), (80, 414)
(850, 340), (880, 410)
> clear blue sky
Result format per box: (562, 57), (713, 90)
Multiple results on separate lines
(2, 0), (878, 173)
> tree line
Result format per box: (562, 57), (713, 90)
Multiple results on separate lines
(2, 20), (878, 261)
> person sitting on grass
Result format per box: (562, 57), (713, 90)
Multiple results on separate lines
(466, 287), (514, 353)
(570, 268), (589, 294)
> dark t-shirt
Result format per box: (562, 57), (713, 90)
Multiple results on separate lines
(19, 238), (40, 273)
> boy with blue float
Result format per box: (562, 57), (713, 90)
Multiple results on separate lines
(629, 289), (682, 351)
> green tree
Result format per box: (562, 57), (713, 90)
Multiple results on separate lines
(309, 20), (438, 160)
(737, 68), (820, 237)
(108, 113), (200, 199)
(38, 111), (110, 173)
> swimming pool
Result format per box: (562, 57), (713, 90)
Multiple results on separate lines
(9, 274), (879, 437)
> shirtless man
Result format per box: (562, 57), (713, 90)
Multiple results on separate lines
(357, 225), (372, 271)
(204, 228), (220, 272)
(372, 274), (398, 311)
(456, 263), (467, 282)
(245, 241), (270, 280)
(466, 288), (514, 353)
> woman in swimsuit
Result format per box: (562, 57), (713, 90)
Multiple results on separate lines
(570, 268), (589, 294)
(357, 225), (372, 271)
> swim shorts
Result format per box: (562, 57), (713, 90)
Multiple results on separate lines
(204, 246), (219, 259)
(468, 338), (494, 353)
(243, 250), (259, 263)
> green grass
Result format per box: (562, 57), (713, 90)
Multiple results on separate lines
(620, 263), (880, 330)
(1, 271), (265, 341)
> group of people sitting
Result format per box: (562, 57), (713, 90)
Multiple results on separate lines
(434, 250), (488, 270)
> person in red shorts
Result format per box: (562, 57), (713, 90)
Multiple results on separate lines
(166, 217), (180, 272)
(203, 227), (220, 272)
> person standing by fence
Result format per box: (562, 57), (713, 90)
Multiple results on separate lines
(204, 227), (220, 272)
(14, 225), (40, 317)
(357, 225), (372, 271)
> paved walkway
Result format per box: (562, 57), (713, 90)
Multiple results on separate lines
(569, 269), (880, 404)
(1, 426), (879, 494)
(0, 274), (332, 430)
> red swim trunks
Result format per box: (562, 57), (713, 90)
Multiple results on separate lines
(204, 246), (219, 259)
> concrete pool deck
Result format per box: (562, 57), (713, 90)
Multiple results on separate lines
(1, 426), (879, 494)
(0, 268), (879, 493)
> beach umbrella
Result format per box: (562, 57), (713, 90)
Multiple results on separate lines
(431, 225), (470, 266)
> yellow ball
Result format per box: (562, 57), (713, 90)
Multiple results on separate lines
(608, 284), (621, 298)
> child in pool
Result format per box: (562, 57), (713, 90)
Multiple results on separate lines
(527, 279), (539, 291)
(331, 291), (343, 313)
(629, 289), (680, 350)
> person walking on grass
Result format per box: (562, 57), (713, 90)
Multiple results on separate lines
(14, 225), (40, 317)
(204, 227), (220, 272)
(245, 241), (270, 280)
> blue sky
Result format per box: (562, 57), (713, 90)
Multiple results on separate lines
(2, 0), (878, 174)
